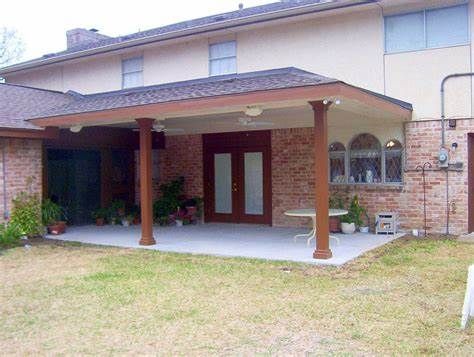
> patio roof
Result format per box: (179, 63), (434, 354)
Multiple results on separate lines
(27, 67), (412, 128)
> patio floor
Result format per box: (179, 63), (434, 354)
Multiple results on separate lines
(47, 223), (405, 265)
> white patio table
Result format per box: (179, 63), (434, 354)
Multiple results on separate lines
(284, 208), (348, 246)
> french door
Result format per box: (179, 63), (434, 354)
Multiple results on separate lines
(203, 131), (272, 224)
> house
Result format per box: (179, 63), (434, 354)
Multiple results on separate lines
(0, 0), (473, 259)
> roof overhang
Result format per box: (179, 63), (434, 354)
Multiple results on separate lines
(0, 0), (376, 75)
(27, 82), (412, 128)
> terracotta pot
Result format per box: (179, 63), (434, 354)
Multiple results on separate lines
(48, 222), (66, 235)
(186, 206), (197, 216)
(329, 216), (341, 233)
(132, 217), (140, 225)
(96, 218), (105, 226)
(118, 208), (125, 216)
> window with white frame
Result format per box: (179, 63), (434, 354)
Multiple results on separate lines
(209, 41), (237, 76)
(122, 56), (143, 89)
(384, 139), (403, 183)
(385, 4), (469, 53)
(329, 142), (346, 184)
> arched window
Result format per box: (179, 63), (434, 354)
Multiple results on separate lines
(349, 134), (382, 184)
(329, 142), (346, 183)
(384, 139), (403, 183)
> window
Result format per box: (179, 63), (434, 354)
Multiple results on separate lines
(385, 4), (469, 53)
(349, 134), (382, 184)
(329, 142), (346, 183)
(209, 41), (237, 76)
(122, 56), (143, 89)
(384, 140), (403, 183)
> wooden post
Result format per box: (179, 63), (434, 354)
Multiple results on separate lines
(310, 101), (332, 259)
(136, 118), (156, 246)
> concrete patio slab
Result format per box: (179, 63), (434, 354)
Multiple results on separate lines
(47, 223), (404, 266)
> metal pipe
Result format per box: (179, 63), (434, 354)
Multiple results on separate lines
(440, 72), (474, 235)
(2, 139), (7, 220)
(441, 73), (474, 146)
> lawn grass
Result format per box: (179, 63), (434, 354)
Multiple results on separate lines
(0, 236), (473, 355)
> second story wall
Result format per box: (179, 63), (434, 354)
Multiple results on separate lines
(5, 0), (473, 121)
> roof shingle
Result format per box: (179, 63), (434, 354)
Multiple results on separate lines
(0, 84), (73, 130)
(31, 68), (339, 119)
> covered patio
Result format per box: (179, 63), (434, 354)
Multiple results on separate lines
(30, 68), (412, 261)
(47, 224), (404, 266)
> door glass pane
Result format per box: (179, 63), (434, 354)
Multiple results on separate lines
(214, 153), (232, 214)
(244, 152), (263, 215)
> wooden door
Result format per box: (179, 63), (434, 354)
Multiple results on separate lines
(203, 131), (272, 225)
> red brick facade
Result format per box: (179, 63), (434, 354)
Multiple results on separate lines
(0, 138), (43, 220)
(153, 120), (474, 235)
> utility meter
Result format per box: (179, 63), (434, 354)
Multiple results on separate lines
(439, 147), (449, 168)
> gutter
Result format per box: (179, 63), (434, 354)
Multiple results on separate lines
(0, 0), (377, 75)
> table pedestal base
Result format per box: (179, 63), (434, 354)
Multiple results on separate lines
(293, 217), (340, 246)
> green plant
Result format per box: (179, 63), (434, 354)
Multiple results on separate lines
(0, 222), (22, 248)
(340, 195), (366, 227)
(329, 192), (346, 209)
(41, 199), (63, 226)
(109, 200), (126, 216)
(153, 177), (185, 221)
(92, 208), (108, 220)
(10, 192), (42, 237)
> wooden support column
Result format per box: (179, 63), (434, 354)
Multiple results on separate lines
(136, 118), (156, 246)
(310, 101), (332, 259)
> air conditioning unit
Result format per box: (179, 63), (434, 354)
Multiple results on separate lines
(375, 212), (399, 235)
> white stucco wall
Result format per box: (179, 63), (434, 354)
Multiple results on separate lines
(5, 0), (473, 121)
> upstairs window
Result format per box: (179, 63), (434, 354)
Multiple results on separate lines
(122, 56), (143, 89)
(209, 41), (237, 76)
(385, 4), (469, 53)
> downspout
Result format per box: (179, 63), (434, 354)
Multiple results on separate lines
(440, 72), (474, 235)
(2, 139), (8, 220)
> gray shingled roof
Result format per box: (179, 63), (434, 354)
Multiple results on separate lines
(0, 84), (73, 130)
(30, 68), (340, 119)
(1, 68), (412, 129)
(6, 0), (357, 68)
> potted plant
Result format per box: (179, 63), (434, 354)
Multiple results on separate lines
(110, 200), (126, 217)
(121, 215), (134, 227)
(340, 195), (365, 234)
(92, 208), (108, 226)
(329, 193), (345, 233)
(359, 210), (370, 233)
(42, 199), (66, 235)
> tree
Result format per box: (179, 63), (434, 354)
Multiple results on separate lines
(0, 27), (24, 66)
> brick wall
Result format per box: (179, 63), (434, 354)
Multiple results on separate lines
(0, 138), (43, 220)
(156, 134), (203, 198)
(272, 120), (474, 235)
(153, 120), (474, 235)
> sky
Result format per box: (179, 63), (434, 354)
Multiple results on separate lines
(2, 0), (271, 62)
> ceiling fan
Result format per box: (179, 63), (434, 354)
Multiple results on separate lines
(133, 121), (184, 134)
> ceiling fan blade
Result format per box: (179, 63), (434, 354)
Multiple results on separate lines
(251, 121), (274, 126)
(164, 128), (185, 133)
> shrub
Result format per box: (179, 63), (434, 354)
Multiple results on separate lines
(41, 199), (62, 226)
(10, 192), (42, 237)
(153, 177), (185, 221)
(0, 222), (22, 248)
